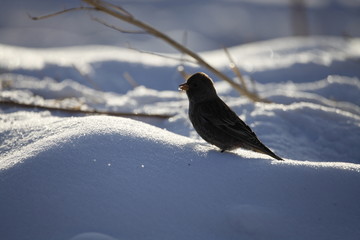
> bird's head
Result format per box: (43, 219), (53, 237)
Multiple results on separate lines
(179, 72), (217, 103)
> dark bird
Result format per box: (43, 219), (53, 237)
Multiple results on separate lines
(179, 72), (283, 160)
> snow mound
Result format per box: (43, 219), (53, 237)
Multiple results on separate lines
(1, 114), (360, 240)
(1, 36), (360, 240)
(0, 113), (206, 170)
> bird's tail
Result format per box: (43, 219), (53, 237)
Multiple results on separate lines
(252, 144), (283, 161)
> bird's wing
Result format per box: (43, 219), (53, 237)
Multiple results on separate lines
(197, 99), (257, 141)
(196, 98), (283, 160)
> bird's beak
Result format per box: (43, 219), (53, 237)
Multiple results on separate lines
(178, 83), (189, 91)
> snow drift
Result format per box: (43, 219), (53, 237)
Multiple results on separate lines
(1, 114), (360, 240)
(1, 36), (360, 240)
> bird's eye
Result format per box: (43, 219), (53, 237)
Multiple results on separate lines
(192, 83), (198, 88)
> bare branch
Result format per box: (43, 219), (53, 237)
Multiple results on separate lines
(72, 64), (102, 91)
(177, 65), (190, 80)
(178, 31), (189, 78)
(30, 0), (270, 103)
(98, 1), (134, 18)
(123, 72), (140, 88)
(0, 100), (174, 119)
(28, 6), (96, 20)
(92, 16), (146, 34)
(81, 0), (268, 102)
(127, 46), (197, 64)
(223, 47), (248, 91)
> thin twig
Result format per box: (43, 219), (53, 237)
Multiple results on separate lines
(81, 0), (269, 103)
(127, 46), (197, 64)
(28, 6), (96, 20)
(223, 47), (248, 91)
(177, 65), (189, 80)
(0, 100), (174, 119)
(178, 31), (190, 80)
(177, 32), (190, 80)
(30, 0), (269, 103)
(123, 72), (139, 88)
(72, 64), (102, 91)
(101, 1), (134, 18)
(92, 16), (146, 34)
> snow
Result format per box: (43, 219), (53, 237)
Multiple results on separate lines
(1, 114), (360, 240)
(1, 32), (360, 240)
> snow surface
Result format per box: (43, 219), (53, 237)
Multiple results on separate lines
(1, 36), (360, 240)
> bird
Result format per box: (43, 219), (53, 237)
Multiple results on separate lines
(179, 72), (283, 160)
